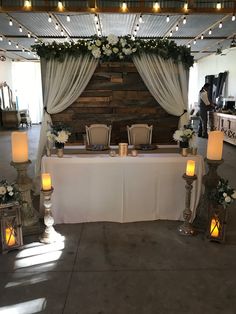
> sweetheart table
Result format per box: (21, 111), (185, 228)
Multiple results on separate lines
(41, 150), (204, 224)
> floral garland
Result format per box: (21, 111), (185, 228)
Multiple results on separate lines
(32, 34), (194, 68)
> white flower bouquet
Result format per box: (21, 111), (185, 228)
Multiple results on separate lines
(0, 180), (20, 205)
(210, 178), (236, 208)
(173, 126), (195, 142)
(47, 124), (71, 148)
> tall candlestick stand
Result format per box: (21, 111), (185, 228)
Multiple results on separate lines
(40, 188), (63, 244)
(193, 158), (224, 231)
(11, 160), (40, 235)
(178, 173), (197, 236)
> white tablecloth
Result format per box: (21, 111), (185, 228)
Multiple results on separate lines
(41, 152), (205, 224)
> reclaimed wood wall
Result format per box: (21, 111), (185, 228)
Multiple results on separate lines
(51, 62), (178, 144)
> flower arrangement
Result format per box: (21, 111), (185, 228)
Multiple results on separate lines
(210, 178), (236, 208)
(0, 180), (20, 205)
(173, 125), (195, 143)
(32, 35), (194, 68)
(47, 124), (71, 148)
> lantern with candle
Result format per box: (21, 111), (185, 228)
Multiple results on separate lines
(0, 202), (23, 253)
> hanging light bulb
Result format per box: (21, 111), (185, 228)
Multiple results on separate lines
(122, 2), (127, 11)
(209, 28), (212, 35)
(187, 43), (191, 48)
(19, 26), (23, 32)
(170, 30), (173, 37)
(175, 24), (179, 31)
(61, 29), (64, 36)
(27, 32), (31, 38)
(8, 40), (11, 45)
(24, 0), (31, 8)
(16, 43), (19, 49)
(22, 47), (25, 52)
(201, 34), (204, 40)
(96, 22), (99, 29)
(28, 51), (31, 55)
(94, 14), (98, 22)
(55, 23), (59, 30)
(153, 2), (160, 11)
(166, 15), (170, 22)
(183, 16), (186, 24)
(9, 19), (13, 26)
(216, 2), (221, 10)
(139, 15), (143, 23)
(136, 24), (140, 31)
(219, 21), (222, 28)
(34, 37), (38, 42)
(0, 36), (3, 41)
(133, 29), (137, 36)
(48, 15), (52, 23)
(193, 39), (196, 45)
(183, 2), (188, 11)
(232, 14), (235, 21)
(67, 15), (70, 22)
(57, 1), (63, 11)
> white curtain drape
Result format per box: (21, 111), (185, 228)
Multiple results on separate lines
(133, 53), (189, 127)
(35, 54), (98, 174)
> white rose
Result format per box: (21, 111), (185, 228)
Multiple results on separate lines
(120, 38), (127, 47)
(95, 39), (101, 46)
(0, 186), (7, 195)
(225, 196), (231, 203)
(105, 49), (112, 56)
(173, 130), (184, 141)
(92, 47), (101, 58)
(122, 48), (132, 55)
(132, 48), (137, 52)
(107, 34), (119, 45)
(223, 192), (227, 197)
(87, 45), (92, 50)
(7, 186), (13, 192)
(232, 190), (236, 199)
(55, 130), (70, 143)
(113, 47), (119, 53)
(9, 191), (14, 196)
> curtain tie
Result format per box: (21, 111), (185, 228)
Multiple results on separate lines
(179, 109), (187, 117)
(44, 106), (50, 115)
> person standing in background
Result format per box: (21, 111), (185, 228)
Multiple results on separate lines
(198, 83), (213, 138)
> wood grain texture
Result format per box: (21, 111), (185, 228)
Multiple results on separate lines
(52, 62), (178, 144)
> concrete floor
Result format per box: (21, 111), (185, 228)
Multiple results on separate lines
(0, 125), (236, 314)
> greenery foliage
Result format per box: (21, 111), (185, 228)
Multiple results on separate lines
(32, 35), (194, 68)
(0, 180), (21, 205)
(210, 178), (236, 208)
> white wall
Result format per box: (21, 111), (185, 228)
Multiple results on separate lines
(0, 57), (13, 89)
(195, 47), (236, 102)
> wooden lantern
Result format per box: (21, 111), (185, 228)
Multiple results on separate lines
(0, 202), (23, 253)
(206, 205), (226, 243)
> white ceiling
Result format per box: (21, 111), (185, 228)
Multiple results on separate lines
(0, 9), (235, 62)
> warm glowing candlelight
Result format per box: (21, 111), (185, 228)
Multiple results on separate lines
(41, 173), (52, 191)
(210, 217), (220, 238)
(119, 143), (128, 157)
(186, 160), (195, 176)
(207, 131), (224, 160)
(11, 132), (28, 163)
(5, 227), (16, 246)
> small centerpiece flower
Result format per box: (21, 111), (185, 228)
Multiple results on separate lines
(210, 178), (235, 208)
(0, 180), (20, 205)
(173, 125), (195, 148)
(47, 124), (71, 149)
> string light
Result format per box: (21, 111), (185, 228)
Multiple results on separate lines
(166, 15), (170, 22)
(232, 14), (235, 21)
(34, 37), (38, 42)
(216, 2), (221, 10)
(22, 48), (25, 52)
(28, 51), (31, 55)
(48, 15), (52, 23)
(139, 15), (143, 23)
(55, 23), (59, 30)
(136, 24), (140, 31)
(201, 34), (204, 40)
(193, 39), (196, 44)
(183, 16), (186, 24)
(8, 40), (11, 45)
(67, 15), (70, 22)
(94, 14), (98, 22)
(187, 43), (191, 48)
(16, 43), (19, 49)
(0, 36), (3, 41)
(219, 21), (223, 28)
(170, 30), (173, 37)
(60, 29), (64, 36)
(175, 24), (179, 31)
(153, 2), (160, 11)
(24, 0), (31, 8)
(133, 29), (137, 36)
(27, 32), (31, 37)
(209, 29), (212, 35)
(9, 19), (13, 26)
(19, 26), (23, 32)
(122, 2), (127, 11)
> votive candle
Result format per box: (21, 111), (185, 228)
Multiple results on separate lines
(11, 132), (28, 163)
(186, 160), (195, 176)
(41, 173), (52, 191)
(207, 131), (224, 160)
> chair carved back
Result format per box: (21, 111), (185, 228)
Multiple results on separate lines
(86, 124), (112, 146)
(127, 124), (153, 145)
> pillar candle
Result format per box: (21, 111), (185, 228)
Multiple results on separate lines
(41, 173), (52, 191)
(5, 227), (16, 246)
(11, 132), (28, 163)
(186, 160), (195, 176)
(207, 131), (224, 160)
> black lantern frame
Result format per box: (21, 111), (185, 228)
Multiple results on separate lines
(206, 203), (227, 243)
(0, 202), (23, 253)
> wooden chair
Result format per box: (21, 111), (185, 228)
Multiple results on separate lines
(19, 109), (32, 128)
(85, 124), (112, 146)
(127, 124), (153, 145)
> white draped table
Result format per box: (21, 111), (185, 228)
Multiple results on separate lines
(41, 152), (204, 224)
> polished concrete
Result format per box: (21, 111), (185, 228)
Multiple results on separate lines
(0, 126), (236, 314)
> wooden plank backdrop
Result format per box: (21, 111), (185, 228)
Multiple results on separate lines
(51, 62), (178, 144)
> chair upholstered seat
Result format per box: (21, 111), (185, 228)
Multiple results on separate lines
(85, 124), (112, 146)
(127, 124), (153, 145)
